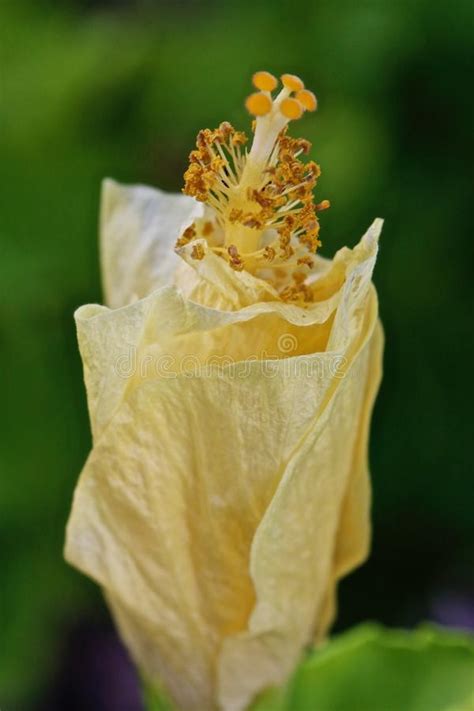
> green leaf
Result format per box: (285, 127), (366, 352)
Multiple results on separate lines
(142, 679), (175, 711)
(252, 625), (474, 711)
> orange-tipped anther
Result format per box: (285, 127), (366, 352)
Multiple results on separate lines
(316, 199), (331, 211)
(281, 73), (305, 92)
(280, 97), (304, 120)
(252, 71), (278, 92)
(296, 89), (318, 112)
(245, 92), (273, 116)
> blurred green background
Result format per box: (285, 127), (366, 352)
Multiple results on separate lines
(1, 0), (473, 708)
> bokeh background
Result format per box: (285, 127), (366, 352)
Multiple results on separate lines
(2, 0), (473, 708)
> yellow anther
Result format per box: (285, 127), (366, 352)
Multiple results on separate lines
(202, 221), (214, 236)
(296, 89), (318, 112)
(280, 97), (304, 120)
(316, 199), (331, 211)
(281, 73), (305, 92)
(245, 92), (273, 116)
(191, 244), (205, 261)
(252, 71), (278, 92)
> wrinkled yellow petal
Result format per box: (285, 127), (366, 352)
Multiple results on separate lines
(65, 206), (383, 711)
(101, 179), (203, 308)
(218, 316), (383, 710)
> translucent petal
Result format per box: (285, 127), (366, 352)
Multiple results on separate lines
(101, 179), (203, 308)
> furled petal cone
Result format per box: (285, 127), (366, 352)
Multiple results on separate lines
(65, 182), (383, 711)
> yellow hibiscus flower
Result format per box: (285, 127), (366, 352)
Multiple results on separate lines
(65, 70), (383, 711)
